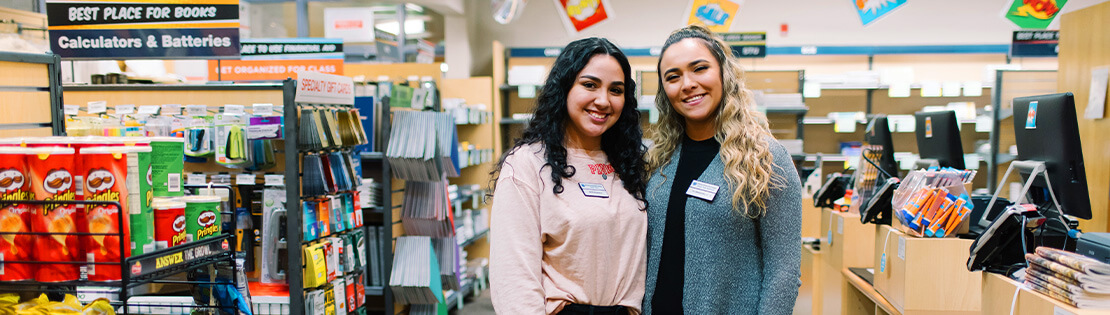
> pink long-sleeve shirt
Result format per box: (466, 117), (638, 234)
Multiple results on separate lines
(489, 143), (647, 315)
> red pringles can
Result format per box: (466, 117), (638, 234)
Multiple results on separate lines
(80, 147), (137, 281)
(0, 147), (35, 281)
(152, 198), (186, 249)
(27, 147), (80, 282)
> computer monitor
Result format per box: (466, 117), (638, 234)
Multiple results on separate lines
(863, 115), (899, 178)
(1011, 92), (1091, 220)
(855, 115), (899, 216)
(914, 111), (965, 169)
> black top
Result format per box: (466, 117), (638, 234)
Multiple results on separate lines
(651, 136), (721, 314)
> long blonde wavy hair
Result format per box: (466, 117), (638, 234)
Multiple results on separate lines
(646, 25), (784, 218)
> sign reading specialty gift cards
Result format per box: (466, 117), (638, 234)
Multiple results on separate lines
(46, 0), (240, 59)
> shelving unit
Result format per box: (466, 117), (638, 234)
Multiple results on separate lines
(800, 83), (994, 189)
(64, 79), (387, 314)
(345, 64), (496, 314)
(440, 77), (497, 312)
(0, 196), (239, 314)
(0, 52), (63, 137)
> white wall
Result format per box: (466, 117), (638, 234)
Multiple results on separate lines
(458, 0), (1107, 76)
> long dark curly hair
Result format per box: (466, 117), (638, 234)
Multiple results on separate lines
(490, 37), (647, 205)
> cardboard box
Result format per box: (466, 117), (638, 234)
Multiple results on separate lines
(802, 198), (822, 238)
(827, 210), (877, 270)
(872, 225), (981, 315)
(795, 244), (823, 315)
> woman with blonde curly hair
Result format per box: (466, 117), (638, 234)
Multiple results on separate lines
(642, 25), (802, 315)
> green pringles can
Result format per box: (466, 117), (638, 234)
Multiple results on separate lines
(150, 137), (185, 197)
(182, 195), (222, 242)
(123, 144), (154, 256)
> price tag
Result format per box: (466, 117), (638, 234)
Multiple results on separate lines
(253, 103), (274, 116)
(236, 173), (257, 185)
(63, 105), (79, 116)
(115, 104), (135, 115)
(185, 105), (208, 116)
(161, 104), (182, 115)
(186, 173), (207, 186)
(138, 105), (161, 115)
(87, 101), (107, 114)
(898, 236), (906, 260)
(264, 174), (285, 186)
(224, 104), (245, 115)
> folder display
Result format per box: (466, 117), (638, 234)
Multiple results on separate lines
(389, 236), (446, 305)
(386, 111), (460, 181)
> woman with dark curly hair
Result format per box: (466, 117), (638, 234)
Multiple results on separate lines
(489, 37), (648, 315)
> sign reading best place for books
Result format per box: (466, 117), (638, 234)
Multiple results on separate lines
(46, 0), (240, 59)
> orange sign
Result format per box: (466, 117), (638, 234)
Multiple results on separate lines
(208, 59), (344, 81)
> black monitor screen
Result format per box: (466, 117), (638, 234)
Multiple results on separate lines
(1012, 92), (1091, 220)
(915, 110), (965, 169)
(864, 115), (899, 177)
(856, 115), (899, 210)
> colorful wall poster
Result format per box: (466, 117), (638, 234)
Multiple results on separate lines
(46, 0), (240, 59)
(684, 0), (742, 33)
(853, 0), (907, 26)
(553, 0), (612, 34)
(1004, 0), (1067, 29)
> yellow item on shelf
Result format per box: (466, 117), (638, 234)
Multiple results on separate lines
(0, 294), (17, 305)
(81, 299), (114, 315)
(304, 243), (329, 288)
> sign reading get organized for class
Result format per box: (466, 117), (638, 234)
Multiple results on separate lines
(46, 0), (240, 59)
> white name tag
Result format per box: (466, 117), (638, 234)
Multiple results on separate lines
(686, 180), (720, 201)
(578, 183), (609, 198)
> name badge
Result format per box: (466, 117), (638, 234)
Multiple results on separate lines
(687, 180), (720, 201)
(579, 183), (609, 198)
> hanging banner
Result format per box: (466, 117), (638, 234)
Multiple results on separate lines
(1010, 30), (1059, 57)
(208, 38), (344, 81)
(853, 0), (907, 26)
(46, 0), (240, 59)
(553, 0), (612, 34)
(721, 32), (765, 58)
(1003, 0), (1067, 29)
(684, 0), (742, 32)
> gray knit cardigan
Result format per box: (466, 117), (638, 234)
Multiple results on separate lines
(642, 138), (802, 315)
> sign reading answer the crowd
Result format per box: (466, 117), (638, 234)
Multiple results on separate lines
(47, 0), (240, 59)
(209, 38), (344, 81)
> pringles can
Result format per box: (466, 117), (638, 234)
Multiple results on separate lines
(0, 147), (34, 281)
(80, 146), (140, 281)
(149, 137), (184, 198)
(27, 147), (80, 282)
(152, 198), (186, 249)
(182, 196), (221, 241)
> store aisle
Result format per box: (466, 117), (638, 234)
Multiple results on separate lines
(454, 290), (494, 315)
